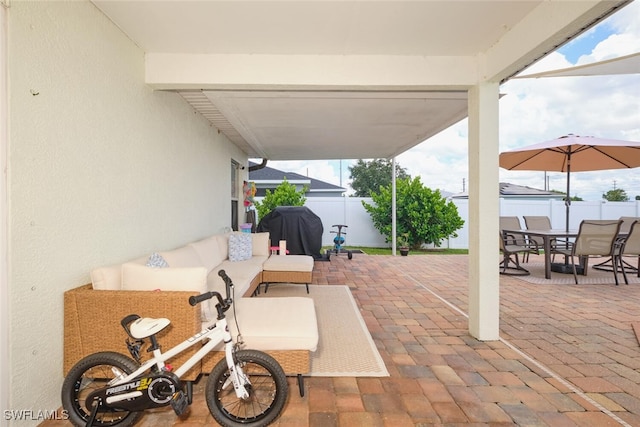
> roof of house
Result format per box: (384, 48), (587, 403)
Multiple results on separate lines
(249, 162), (346, 194)
(450, 183), (565, 199)
(500, 183), (565, 198)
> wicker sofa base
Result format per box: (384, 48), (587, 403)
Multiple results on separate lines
(262, 270), (313, 284)
(64, 283), (312, 383)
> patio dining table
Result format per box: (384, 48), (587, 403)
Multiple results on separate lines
(503, 228), (579, 279)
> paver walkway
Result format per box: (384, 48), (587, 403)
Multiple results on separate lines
(43, 253), (640, 426)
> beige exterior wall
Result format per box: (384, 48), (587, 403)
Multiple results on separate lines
(6, 1), (247, 419)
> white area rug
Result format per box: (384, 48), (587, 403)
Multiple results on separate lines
(257, 284), (389, 377)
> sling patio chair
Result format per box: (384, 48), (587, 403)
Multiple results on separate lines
(499, 216), (539, 276)
(523, 215), (554, 262)
(593, 216), (640, 273)
(550, 219), (622, 285)
(616, 220), (640, 285)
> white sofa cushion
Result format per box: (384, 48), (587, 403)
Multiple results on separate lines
(252, 232), (271, 257)
(159, 245), (202, 268)
(90, 263), (122, 290)
(121, 263), (207, 292)
(216, 233), (230, 260)
(122, 263), (211, 320)
(227, 297), (318, 351)
(263, 255), (314, 272)
(189, 236), (225, 273)
(208, 258), (265, 296)
(90, 255), (147, 290)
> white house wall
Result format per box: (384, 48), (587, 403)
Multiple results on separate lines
(7, 1), (246, 420)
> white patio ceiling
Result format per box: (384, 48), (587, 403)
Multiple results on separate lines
(91, 0), (631, 161)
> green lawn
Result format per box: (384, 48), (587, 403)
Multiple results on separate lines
(322, 246), (468, 255)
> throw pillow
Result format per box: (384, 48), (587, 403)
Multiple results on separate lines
(228, 233), (252, 262)
(146, 252), (169, 268)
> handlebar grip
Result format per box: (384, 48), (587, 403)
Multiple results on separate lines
(218, 269), (234, 289)
(189, 292), (213, 306)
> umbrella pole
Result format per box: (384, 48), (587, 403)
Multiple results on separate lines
(565, 152), (571, 233)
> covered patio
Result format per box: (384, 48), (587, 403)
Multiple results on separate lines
(4, 0), (636, 418)
(43, 254), (639, 426)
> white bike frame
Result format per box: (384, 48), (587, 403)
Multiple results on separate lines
(105, 315), (250, 406)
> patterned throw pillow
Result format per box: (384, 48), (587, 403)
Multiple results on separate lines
(228, 233), (252, 262)
(146, 252), (169, 268)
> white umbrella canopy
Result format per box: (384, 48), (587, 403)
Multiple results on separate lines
(500, 134), (640, 231)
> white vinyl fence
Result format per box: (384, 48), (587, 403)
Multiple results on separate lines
(255, 197), (640, 249)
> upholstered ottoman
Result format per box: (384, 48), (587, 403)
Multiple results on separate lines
(261, 255), (314, 293)
(202, 296), (318, 396)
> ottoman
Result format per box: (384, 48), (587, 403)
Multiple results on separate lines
(262, 255), (314, 293)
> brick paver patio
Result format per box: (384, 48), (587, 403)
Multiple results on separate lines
(43, 253), (640, 426)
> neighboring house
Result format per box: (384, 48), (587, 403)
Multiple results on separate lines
(249, 162), (346, 197)
(450, 183), (565, 200)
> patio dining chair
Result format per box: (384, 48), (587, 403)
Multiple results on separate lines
(551, 219), (622, 285)
(499, 216), (539, 275)
(617, 220), (640, 285)
(523, 215), (553, 261)
(593, 216), (640, 272)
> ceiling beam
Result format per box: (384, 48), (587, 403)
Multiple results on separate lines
(145, 53), (478, 91)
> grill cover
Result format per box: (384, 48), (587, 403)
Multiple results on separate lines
(257, 206), (324, 259)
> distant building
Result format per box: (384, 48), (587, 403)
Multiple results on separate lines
(450, 183), (565, 200)
(249, 162), (346, 197)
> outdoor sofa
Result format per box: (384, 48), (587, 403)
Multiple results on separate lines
(63, 231), (318, 393)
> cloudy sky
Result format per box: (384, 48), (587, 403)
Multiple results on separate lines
(261, 1), (640, 201)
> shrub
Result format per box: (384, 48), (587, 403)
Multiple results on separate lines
(255, 178), (307, 220)
(362, 177), (464, 248)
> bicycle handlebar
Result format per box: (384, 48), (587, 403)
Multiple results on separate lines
(188, 269), (234, 320)
(188, 292), (218, 306)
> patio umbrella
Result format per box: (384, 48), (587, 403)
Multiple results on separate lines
(499, 134), (640, 231)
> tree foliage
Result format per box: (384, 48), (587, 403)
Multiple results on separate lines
(362, 177), (464, 248)
(602, 188), (629, 202)
(255, 178), (307, 220)
(349, 159), (410, 197)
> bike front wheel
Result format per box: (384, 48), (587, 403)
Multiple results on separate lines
(61, 352), (141, 427)
(206, 349), (289, 427)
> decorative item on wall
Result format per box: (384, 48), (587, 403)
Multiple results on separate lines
(244, 181), (257, 231)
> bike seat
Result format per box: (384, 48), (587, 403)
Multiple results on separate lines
(129, 317), (171, 339)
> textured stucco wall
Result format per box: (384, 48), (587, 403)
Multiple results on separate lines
(7, 1), (246, 420)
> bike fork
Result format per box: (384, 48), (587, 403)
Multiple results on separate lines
(224, 344), (250, 399)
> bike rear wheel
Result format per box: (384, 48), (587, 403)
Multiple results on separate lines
(206, 349), (289, 427)
(61, 352), (141, 427)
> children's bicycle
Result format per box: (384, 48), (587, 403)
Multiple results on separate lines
(326, 224), (352, 260)
(61, 270), (289, 427)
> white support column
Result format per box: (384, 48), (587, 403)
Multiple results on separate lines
(0, 0), (9, 414)
(467, 82), (500, 341)
(392, 157), (397, 256)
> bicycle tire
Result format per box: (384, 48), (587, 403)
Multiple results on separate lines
(61, 352), (142, 427)
(206, 349), (289, 427)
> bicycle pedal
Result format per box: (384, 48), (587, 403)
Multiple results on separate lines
(170, 390), (189, 416)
